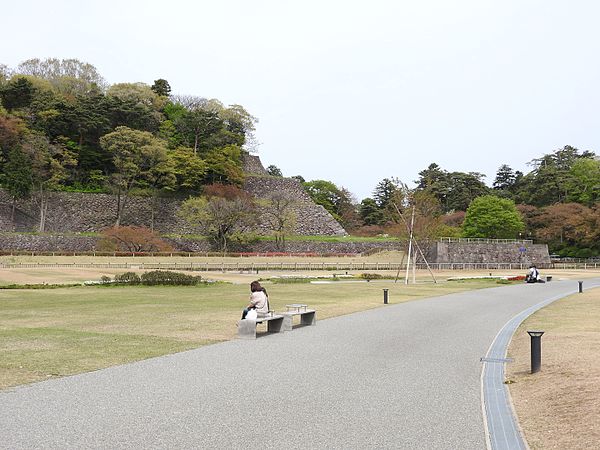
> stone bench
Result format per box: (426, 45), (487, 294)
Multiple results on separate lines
(282, 304), (316, 331)
(237, 314), (284, 340)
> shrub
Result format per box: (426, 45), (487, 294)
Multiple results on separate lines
(0, 283), (81, 289)
(140, 270), (202, 286)
(98, 226), (174, 253)
(100, 275), (112, 284)
(575, 248), (595, 258)
(271, 277), (313, 284)
(359, 273), (384, 280)
(114, 272), (141, 284)
(506, 275), (526, 281)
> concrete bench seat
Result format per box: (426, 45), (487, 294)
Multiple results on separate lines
(238, 314), (284, 340)
(282, 305), (316, 331)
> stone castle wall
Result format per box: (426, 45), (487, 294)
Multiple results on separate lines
(0, 189), (197, 234)
(241, 153), (269, 175)
(0, 180), (345, 237)
(0, 154), (346, 237)
(243, 176), (347, 236)
(0, 233), (403, 254)
(422, 242), (551, 265)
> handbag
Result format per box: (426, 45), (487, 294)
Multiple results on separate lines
(246, 309), (258, 320)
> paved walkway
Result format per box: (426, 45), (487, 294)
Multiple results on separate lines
(1, 279), (596, 449)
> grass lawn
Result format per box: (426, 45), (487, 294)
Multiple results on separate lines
(507, 287), (600, 450)
(0, 278), (498, 389)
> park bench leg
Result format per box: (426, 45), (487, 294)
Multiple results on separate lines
(238, 320), (257, 339)
(267, 317), (283, 333)
(282, 315), (293, 332)
(301, 312), (316, 326)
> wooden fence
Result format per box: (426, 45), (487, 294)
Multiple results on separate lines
(1, 262), (598, 271)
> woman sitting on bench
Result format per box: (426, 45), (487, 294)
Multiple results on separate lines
(241, 281), (270, 320)
(525, 265), (545, 283)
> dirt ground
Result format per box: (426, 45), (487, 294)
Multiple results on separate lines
(506, 288), (600, 450)
(0, 265), (598, 286)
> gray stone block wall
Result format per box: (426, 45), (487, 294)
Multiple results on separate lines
(0, 233), (404, 254)
(243, 176), (347, 236)
(422, 242), (551, 264)
(0, 179), (346, 237)
(0, 233), (99, 252)
(241, 153), (269, 175)
(0, 153), (346, 237)
(0, 190), (199, 234)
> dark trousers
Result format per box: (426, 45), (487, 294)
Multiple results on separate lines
(241, 307), (255, 320)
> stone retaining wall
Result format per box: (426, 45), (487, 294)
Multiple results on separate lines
(0, 176), (345, 236)
(422, 241), (551, 265)
(0, 233), (403, 254)
(241, 153), (269, 175)
(243, 176), (347, 236)
(0, 153), (346, 237)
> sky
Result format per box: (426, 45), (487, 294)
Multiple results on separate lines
(3, 0), (600, 200)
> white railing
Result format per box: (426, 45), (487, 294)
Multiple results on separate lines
(439, 237), (534, 244)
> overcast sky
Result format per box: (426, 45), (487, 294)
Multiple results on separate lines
(3, 0), (600, 200)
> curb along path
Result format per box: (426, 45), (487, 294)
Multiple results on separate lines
(481, 280), (600, 450)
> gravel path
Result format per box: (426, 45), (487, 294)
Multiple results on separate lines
(1, 279), (593, 449)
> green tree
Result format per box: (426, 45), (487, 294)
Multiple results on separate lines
(2, 147), (32, 224)
(99, 126), (168, 226)
(107, 82), (166, 110)
(415, 163), (449, 203)
(106, 96), (161, 133)
(415, 163), (490, 212)
(445, 172), (490, 211)
(16, 58), (106, 96)
(493, 164), (516, 190)
(515, 145), (596, 206)
(203, 145), (244, 185)
(291, 175), (305, 183)
(266, 164), (282, 177)
(359, 197), (385, 225)
(21, 132), (77, 231)
(177, 107), (222, 155)
(151, 79), (171, 97)
(137, 142), (176, 230)
(0, 77), (36, 111)
(565, 158), (600, 206)
(158, 120), (181, 148)
(178, 196), (256, 253)
(303, 179), (342, 221)
(462, 195), (525, 239)
(372, 177), (406, 223)
(167, 146), (207, 192)
(373, 178), (400, 209)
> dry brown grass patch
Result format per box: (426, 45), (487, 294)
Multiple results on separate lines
(507, 288), (600, 450)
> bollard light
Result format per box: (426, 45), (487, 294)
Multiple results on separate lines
(527, 330), (545, 373)
(578, 281), (583, 293)
(383, 288), (389, 304)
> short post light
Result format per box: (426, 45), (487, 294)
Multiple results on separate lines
(383, 288), (389, 304)
(578, 281), (583, 293)
(527, 330), (545, 373)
